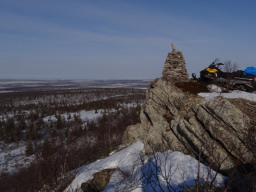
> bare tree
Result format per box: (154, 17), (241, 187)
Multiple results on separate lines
(223, 60), (239, 73)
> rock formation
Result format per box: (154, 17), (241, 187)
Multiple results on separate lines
(123, 45), (255, 173)
(162, 43), (189, 82)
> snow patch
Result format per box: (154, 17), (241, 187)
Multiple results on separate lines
(0, 142), (34, 173)
(198, 90), (256, 101)
(64, 141), (144, 192)
(65, 141), (227, 192)
(43, 109), (107, 124)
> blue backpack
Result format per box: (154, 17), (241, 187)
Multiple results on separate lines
(243, 67), (256, 76)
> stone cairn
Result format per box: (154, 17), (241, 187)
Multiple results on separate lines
(162, 43), (189, 82)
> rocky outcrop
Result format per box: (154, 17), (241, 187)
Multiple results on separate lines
(123, 45), (255, 173)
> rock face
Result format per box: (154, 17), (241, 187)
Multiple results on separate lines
(81, 169), (116, 192)
(162, 43), (189, 82)
(123, 45), (255, 173)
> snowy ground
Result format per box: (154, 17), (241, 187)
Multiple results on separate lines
(0, 142), (34, 173)
(198, 90), (256, 101)
(65, 141), (227, 192)
(43, 109), (106, 124)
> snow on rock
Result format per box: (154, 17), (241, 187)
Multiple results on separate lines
(105, 151), (227, 192)
(64, 141), (144, 192)
(65, 141), (227, 192)
(198, 90), (256, 101)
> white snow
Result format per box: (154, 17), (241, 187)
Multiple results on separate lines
(65, 141), (144, 192)
(43, 109), (106, 124)
(65, 141), (227, 192)
(198, 90), (256, 101)
(0, 142), (34, 173)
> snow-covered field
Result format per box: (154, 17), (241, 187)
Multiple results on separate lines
(65, 141), (227, 192)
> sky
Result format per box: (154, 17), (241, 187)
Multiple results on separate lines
(1, 0), (256, 80)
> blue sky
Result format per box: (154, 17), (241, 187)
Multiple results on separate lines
(1, 0), (256, 80)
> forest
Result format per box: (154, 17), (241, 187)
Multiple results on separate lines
(0, 87), (146, 191)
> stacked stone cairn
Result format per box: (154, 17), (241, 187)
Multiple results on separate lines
(162, 43), (189, 82)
